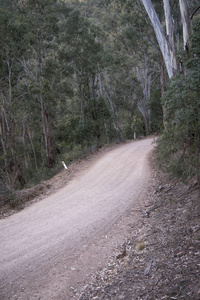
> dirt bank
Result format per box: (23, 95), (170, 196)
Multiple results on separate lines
(78, 150), (200, 300)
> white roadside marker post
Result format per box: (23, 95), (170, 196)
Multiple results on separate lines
(62, 161), (68, 170)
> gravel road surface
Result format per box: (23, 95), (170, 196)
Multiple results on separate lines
(0, 138), (154, 300)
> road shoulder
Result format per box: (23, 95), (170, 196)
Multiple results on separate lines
(77, 150), (200, 300)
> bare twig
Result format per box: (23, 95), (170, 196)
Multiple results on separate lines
(177, 182), (198, 198)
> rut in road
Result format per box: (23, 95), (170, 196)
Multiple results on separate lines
(0, 138), (154, 300)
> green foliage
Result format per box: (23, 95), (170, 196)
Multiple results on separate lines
(148, 88), (163, 132)
(6, 191), (21, 208)
(158, 19), (200, 182)
(1, 0), (187, 190)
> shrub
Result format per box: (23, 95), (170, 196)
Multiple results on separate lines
(157, 19), (200, 185)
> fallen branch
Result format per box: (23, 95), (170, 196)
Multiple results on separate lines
(144, 258), (153, 276)
(177, 182), (198, 198)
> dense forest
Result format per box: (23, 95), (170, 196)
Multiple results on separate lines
(0, 0), (199, 192)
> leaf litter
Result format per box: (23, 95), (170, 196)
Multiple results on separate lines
(77, 150), (200, 300)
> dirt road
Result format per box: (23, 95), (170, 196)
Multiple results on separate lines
(0, 138), (154, 300)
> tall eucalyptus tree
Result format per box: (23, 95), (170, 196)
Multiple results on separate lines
(0, 1), (28, 189)
(140, 0), (194, 78)
(20, 0), (62, 168)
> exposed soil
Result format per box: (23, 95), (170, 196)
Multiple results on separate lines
(0, 142), (126, 219)
(0, 137), (199, 300)
(78, 150), (200, 300)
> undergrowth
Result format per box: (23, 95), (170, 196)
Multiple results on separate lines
(157, 19), (200, 188)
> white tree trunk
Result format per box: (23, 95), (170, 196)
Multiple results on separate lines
(163, 0), (178, 73)
(179, 0), (192, 50)
(98, 73), (121, 138)
(164, 0), (174, 48)
(136, 59), (152, 134)
(141, 0), (177, 78)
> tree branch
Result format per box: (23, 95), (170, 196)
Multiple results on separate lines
(190, 5), (200, 19)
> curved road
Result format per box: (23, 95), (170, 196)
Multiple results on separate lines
(0, 138), (154, 300)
